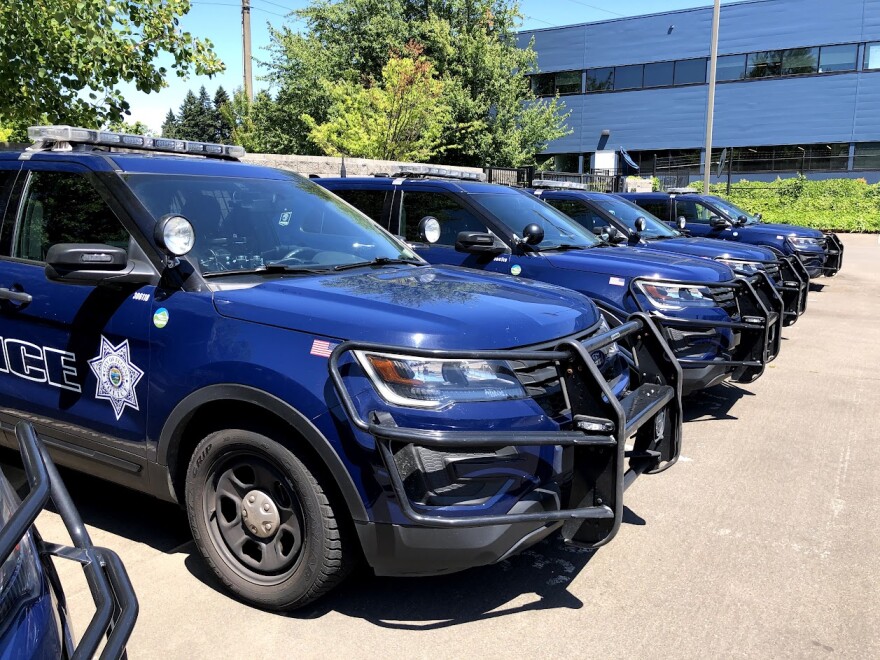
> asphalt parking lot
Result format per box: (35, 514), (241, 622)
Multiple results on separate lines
(13, 233), (880, 658)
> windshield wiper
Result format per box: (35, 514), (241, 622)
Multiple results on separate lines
(333, 257), (423, 272)
(203, 263), (331, 278)
(538, 243), (590, 252)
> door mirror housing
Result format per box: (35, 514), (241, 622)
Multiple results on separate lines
(454, 231), (505, 255)
(521, 223), (545, 246)
(710, 215), (731, 229)
(45, 243), (152, 285)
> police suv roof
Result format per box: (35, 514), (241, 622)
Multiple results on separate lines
(319, 176), (521, 194)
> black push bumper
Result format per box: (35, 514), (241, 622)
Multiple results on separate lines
(629, 274), (783, 388)
(774, 255), (809, 325)
(822, 232), (844, 276)
(0, 422), (138, 659)
(329, 313), (682, 555)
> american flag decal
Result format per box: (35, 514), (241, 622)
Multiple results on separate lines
(310, 339), (337, 358)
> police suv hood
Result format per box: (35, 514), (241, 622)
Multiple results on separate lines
(644, 237), (777, 261)
(543, 246), (734, 282)
(741, 223), (823, 238)
(212, 265), (600, 349)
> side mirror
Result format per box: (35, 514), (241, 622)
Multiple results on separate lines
(45, 243), (136, 284)
(710, 215), (731, 229)
(521, 223), (545, 246)
(418, 216), (441, 244)
(455, 231), (505, 255)
(633, 217), (647, 233)
(677, 216), (687, 230)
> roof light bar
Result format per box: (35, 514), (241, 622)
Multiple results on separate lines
(531, 179), (589, 190)
(389, 164), (486, 182)
(27, 125), (246, 160)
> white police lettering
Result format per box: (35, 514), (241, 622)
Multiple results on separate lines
(132, 292), (150, 302)
(88, 336), (144, 420)
(0, 337), (81, 392)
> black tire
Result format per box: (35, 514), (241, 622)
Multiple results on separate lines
(184, 429), (351, 610)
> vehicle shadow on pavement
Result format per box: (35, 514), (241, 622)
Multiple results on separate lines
(682, 382), (754, 422)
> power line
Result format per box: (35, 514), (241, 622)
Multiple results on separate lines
(190, 2), (288, 18)
(560, 0), (625, 17)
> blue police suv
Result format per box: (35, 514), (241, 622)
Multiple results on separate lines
(620, 191), (844, 279)
(0, 126), (682, 610)
(319, 169), (784, 394)
(1, 422), (137, 658)
(530, 184), (808, 326)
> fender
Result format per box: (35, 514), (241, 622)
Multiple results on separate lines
(156, 383), (368, 522)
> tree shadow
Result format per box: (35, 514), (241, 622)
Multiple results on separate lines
(682, 382), (754, 422)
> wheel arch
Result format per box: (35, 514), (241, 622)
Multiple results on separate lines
(157, 384), (368, 523)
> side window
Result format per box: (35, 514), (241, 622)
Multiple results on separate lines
(639, 200), (670, 221)
(333, 189), (388, 225)
(675, 200), (712, 224)
(545, 199), (607, 232)
(14, 171), (129, 262)
(0, 170), (21, 256)
(400, 191), (487, 245)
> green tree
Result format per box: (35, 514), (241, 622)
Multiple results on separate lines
(161, 109), (179, 138)
(107, 119), (152, 135)
(213, 86), (233, 143)
(263, 0), (568, 165)
(174, 86), (216, 141)
(0, 0), (224, 136)
(303, 47), (453, 161)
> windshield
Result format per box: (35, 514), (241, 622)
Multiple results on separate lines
(591, 196), (679, 239)
(469, 191), (601, 250)
(708, 196), (760, 225)
(124, 172), (418, 275)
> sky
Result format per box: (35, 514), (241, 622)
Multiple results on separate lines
(121, 0), (728, 133)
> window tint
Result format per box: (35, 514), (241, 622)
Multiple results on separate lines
(14, 171), (129, 262)
(747, 51), (783, 78)
(532, 73), (555, 96)
(555, 71), (582, 94)
(716, 54), (747, 81)
(614, 64), (643, 90)
(674, 58), (707, 85)
(400, 191), (486, 245)
(636, 200), (670, 221)
(781, 47), (819, 75)
(0, 170), (20, 257)
(674, 199), (713, 224)
(643, 61), (674, 88)
(865, 43), (880, 70)
(333, 189), (388, 224)
(586, 67), (614, 91)
(544, 198), (608, 233)
(854, 143), (880, 170)
(819, 44), (858, 73)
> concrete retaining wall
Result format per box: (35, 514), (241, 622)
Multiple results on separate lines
(241, 153), (482, 179)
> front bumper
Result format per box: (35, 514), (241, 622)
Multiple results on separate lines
(1, 422), (137, 659)
(329, 313), (682, 564)
(629, 274), (783, 389)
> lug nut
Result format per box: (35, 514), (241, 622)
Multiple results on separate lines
(242, 509), (248, 518)
(248, 495), (256, 503)
(263, 503), (270, 512)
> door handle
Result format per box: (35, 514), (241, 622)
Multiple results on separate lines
(0, 287), (33, 304)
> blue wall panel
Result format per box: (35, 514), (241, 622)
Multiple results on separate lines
(519, 0), (880, 155)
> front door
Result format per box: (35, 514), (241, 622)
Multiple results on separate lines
(0, 164), (153, 481)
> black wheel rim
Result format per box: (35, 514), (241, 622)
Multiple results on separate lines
(203, 450), (305, 584)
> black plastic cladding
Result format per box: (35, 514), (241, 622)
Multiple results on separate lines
(327, 312), (682, 549)
(1, 422), (138, 660)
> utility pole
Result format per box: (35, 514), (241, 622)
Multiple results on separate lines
(703, 0), (721, 193)
(242, 0), (254, 102)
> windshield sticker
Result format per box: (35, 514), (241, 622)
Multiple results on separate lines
(0, 337), (80, 392)
(153, 308), (170, 329)
(279, 211), (292, 227)
(88, 337), (145, 420)
(510, 264), (522, 276)
(609, 277), (625, 286)
(310, 339), (338, 358)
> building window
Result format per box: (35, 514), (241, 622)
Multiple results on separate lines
(747, 51), (783, 78)
(781, 47), (819, 75)
(586, 67), (614, 91)
(532, 73), (555, 96)
(731, 144), (849, 173)
(614, 64), (643, 90)
(853, 143), (880, 169)
(553, 154), (580, 172)
(643, 61), (674, 88)
(864, 43), (880, 70)
(674, 58), (707, 85)
(819, 44), (858, 72)
(532, 71), (583, 96)
(716, 54), (746, 81)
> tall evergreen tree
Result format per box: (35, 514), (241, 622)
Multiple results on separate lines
(213, 86), (233, 143)
(174, 87), (216, 142)
(161, 109), (178, 138)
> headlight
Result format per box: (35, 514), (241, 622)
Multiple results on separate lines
(589, 316), (620, 368)
(716, 258), (763, 275)
(354, 351), (527, 409)
(636, 281), (718, 311)
(788, 236), (822, 249)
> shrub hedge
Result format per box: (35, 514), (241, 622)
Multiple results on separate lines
(688, 176), (880, 233)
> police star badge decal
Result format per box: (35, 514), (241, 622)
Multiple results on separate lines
(88, 337), (145, 420)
